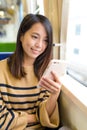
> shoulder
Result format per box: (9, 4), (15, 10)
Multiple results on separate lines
(0, 58), (7, 67)
(0, 59), (9, 81)
(0, 59), (8, 72)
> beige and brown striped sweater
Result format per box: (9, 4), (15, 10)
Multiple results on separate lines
(0, 59), (59, 130)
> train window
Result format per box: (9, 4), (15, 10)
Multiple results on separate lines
(61, 0), (87, 87)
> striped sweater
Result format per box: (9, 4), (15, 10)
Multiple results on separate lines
(0, 59), (59, 130)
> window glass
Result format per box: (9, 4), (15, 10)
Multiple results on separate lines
(65, 0), (87, 86)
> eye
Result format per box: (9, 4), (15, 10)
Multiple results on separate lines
(44, 39), (48, 44)
(32, 35), (38, 39)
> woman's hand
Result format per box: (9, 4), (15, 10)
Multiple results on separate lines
(39, 71), (62, 117)
(39, 71), (62, 97)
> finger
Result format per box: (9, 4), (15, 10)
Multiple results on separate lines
(41, 85), (55, 93)
(51, 71), (62, 85)
(42, 77), (62, 89)
(39, 77), (60, 92)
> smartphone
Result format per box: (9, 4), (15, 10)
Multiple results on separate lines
(43, 59), (67, 78)
(37, 59), (67, 88)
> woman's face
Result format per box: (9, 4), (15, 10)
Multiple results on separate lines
(20, 23), (48, 65)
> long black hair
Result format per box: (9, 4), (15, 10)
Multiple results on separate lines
(7, 14), (53, 80)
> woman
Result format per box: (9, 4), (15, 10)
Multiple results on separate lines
(0, 14), (61, 130)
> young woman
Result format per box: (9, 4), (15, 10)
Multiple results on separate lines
(0, 14), (62, 130)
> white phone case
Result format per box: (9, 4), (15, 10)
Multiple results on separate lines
(37, 59), (67, 88)
(43, 59), (67, 78)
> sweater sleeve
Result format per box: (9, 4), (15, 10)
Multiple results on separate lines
(36, 100), (60, 128)
(0, 91), (28, 130)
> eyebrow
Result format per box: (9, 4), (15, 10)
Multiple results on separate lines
(32, 32), (40, 36)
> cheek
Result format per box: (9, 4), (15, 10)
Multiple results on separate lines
(21, 37), (30, 48)
(42, 44), (47, 52)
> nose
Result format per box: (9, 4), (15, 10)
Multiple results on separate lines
(35, 39), (42, 48)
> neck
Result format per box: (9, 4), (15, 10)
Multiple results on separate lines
(23, 57), (35, 66)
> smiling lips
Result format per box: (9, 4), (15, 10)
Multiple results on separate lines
(31, 48), (41, 55)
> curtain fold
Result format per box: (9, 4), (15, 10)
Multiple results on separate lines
(43, 0), (63, 58)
